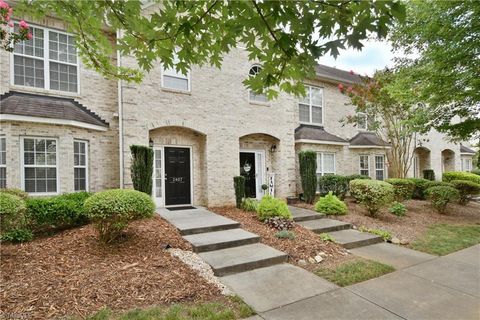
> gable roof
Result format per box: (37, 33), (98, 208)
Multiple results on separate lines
(349, 132), (390, 147)
(315, 64), (362, 84)
(295, 124), (347, 144)
(0, 91), (108, 129)
(460, 145), (476, 154)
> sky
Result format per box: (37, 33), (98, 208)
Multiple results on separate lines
(318, 39), (395, 76)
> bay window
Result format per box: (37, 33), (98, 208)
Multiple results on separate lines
(316, 152), (335, 179)
(74, 140), (88, 191)
(0, 137), (6, 188)
(359, 155), (370, 177)
(299, 85), (323, 125)
(375, 155), (386, 180)
(22, 138), (58, 194)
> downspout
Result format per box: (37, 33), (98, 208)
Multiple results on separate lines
(116, 29), (125, 188)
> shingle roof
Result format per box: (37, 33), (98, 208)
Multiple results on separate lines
(349, 132), (390, 147)
(0, 91), (108, 128)
(295, 124), (347, 143)
(315, 64), (362, 84)
(460, 145), (476, 154)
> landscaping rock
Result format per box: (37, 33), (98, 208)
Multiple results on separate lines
(400, 239), (409, 245)
(308, 257), (316, 264)
(391, 237), (401, 244)
(298, 259), (307, 266)
(319, 251), (327, 257)
(314, 255), (323, 263)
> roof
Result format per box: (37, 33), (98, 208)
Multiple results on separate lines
(315, 64), (362, 84)
(0, 91), (108, 128)
(460, 145), (476, 154)
(295, 124), (347, 144)
(349, 132), (390, 147)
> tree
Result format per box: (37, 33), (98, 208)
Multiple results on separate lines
(298, 151), (317, 204)
(0, 0), (31, 50)
(130, 145), (154, 195)
(340, 70), (427, 178)
(13, 0), (405, 98)
(389, 0), (480, 140)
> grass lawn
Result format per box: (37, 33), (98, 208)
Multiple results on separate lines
(411, 224), (480, 255)
(88, 296), (255, 320)
(315, 259), (395, 287)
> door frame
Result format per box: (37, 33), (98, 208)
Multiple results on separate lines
(239, 149), (266, 200)
(152, 145), (193, 208)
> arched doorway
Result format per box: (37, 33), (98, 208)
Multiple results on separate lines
(239, 133), (280, 199)
(441, 149), (455, 172)
(413, 147), (431, 178)
(149, 126), (207, 207)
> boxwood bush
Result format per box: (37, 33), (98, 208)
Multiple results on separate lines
(0, 193), (32, 242)
(425, 186), (459, 214)
(84, 189), (155, 243)
(349, 179), (394, 217)
(424, 181), (453, 190)
(317, 175), (349, 199)
(472, 168), (480, 176)
(256, 195), (292, 221)
(442, 171), (480, 184)
(385, 178), (416, 201)
(0, 188), (29, 200)
(26, 192), (92, 232)
(407, 178), (430, 200)
(450, 180), (480, 205)
(314, 191), (347, 215)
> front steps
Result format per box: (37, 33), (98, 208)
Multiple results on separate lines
(329, 229), (384, 249)
(298, 218), (352, 233)
(184, 228), (260, 253)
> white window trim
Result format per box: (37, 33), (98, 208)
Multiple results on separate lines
(357, 112), (368, 131)
(359, 155), (370, 177)
(299, 85), (325, 126)
(374, 154), (386, 180)
(316, 152), (336, 176)
(20, 136), (60, 195)
(160, 60), (191, 92)
(10, 22), (80, 95)
(0, 136), (6, 188)
(74, 140), (89, 192)
(248, 64), (268, 103)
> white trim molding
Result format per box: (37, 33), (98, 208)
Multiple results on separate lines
(295, 139), (349, 146)
(460, 152), (476, 155)
(0, 114), (108, 131)
(349, 145), (391, 149)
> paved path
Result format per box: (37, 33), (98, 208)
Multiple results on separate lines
(159, 207), (480, 319)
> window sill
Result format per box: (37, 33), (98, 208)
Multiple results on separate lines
(10, 85), (80, 99)
(161, 87), (191, 95)
(299, 121), (323, 127)
(249, 101), (271, 107)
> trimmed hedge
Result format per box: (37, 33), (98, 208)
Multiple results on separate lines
(0, 188), (28, 200)
(349, 179), (394, 217)
(317, 175), (349, 199)
(472, 168), (480, 176)
(314, 191), (347, 215)
(407, 178), (430, 200)
(84, 189), (155, 243)
(233, 176), (246, 209)
(130, 145), (154, 195)
(345, 174), (371, 181)
(424, 181), (453, 190)
(450, 180), (480, 205)
(425, 186), (459, 214)
(443, 171), (480, 184)
(385, 178), (415, 201)
(298, 151), (317, 204)
(256, 195), (292, 221)
(0, 193), (28, 235)
(26, 192), (92, 232)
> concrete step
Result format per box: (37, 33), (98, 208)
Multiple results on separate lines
(184, 228), (260, 253)
(298, 218), (351, 233)
(329, 229), (384, 249)
(289, 206), (325, 222)
(199, 243), (288, 276)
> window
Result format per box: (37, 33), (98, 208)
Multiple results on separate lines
(0, 137), (6, 188)
(359, 155), (370, 177)
(249, 65), (267, 103)
(74, 140), (88, 191)
(13, 23), (78, 93)
(161, 54), (190, 91)
(316, 152), (335, 181)
(357, 112), (375, 130)
(22, 138), (58, 194)
(462, 158), (472, 172)
(413, 155), (419, 178)
(299, 85), (323, 125)
(375, 155), (385, 180)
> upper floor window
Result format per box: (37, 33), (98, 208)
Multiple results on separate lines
(161, 54), (190, 92)
(299, 85), (323, 125)
(13, 23), (78, 93)
(249, 65), (267, 103)
(357, 112), (375, 131)
(0, 137), (6, 189)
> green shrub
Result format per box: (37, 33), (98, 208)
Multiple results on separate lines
(26, 192), (92, 232)
(424, 181), (453, 190)
(241, 198), (258, 212)
(84, 189), (155, 243)
(423, 169), (435, 181)
(345, 174), (371, 182)
(407, 178), (430, 200)
(385, 178), (416, 201)
(317, 175), (349, 199)
(275, 230), (295, 240)
(442, 171), (480, 184)
(130, 145), (154, 195)
(256, 195), (292, 221)
(0, 193), (28, 236)
(1, 229), (33, 243)
(389, 201), (407, 217)
(425, 186), (460, 214)
(0, 188), (29, 200)
(450, 180), (480, 205)
(349, 179), (394, 217)
(471, 168), (480, 176)
(314, 191), (347, 215)
(359, 226), (392, 241)
(319, 233), (335, 242)
(233, 176), (245, 209)
(298, 151), (317, 204)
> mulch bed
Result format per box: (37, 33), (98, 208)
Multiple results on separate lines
(209, 207), (349, 272)
(294, 198), (480, 244)
(0, 216), (222, 319)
